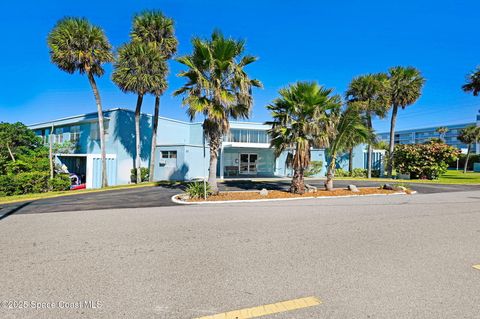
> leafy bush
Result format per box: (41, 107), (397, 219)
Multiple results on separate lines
(334, 168), (349, 177)
(130, 167), (149, 183)
(304, 160), (323, 177)
(351, 168), (367, 178)
(48, 174), (71, 191)
(185, 181), (212, 199)
(393, 142), (460, 179)
(0, 172), (70, 195)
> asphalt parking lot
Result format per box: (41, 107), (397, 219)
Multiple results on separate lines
(0, 179), (478, 219)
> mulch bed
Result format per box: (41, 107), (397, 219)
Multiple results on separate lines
(188, 187), (404, 202)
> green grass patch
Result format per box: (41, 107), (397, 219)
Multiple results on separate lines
(335, 170), (480, 185)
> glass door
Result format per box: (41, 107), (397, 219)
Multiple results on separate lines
(239, 153), (257, 175)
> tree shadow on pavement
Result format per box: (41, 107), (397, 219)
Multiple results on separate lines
(0, 202), (32, 221)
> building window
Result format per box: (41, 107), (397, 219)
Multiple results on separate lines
(70, 125), (81, 143)
(54, 128), (64, 143)
(161, 151), (177, 159)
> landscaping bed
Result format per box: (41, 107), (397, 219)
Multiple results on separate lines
(178, 187), (409, 203)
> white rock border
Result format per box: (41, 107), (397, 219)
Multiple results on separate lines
(171, 190), (417, 205)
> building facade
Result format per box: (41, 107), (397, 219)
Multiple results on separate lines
(377, 122), (478, 152)
(29, 108), (380, 188)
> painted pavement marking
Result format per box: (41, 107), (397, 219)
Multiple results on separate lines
(194, 296), (321, 319)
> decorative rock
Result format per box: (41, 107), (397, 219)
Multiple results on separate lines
(347, 184), (360, 192)
(382, 184), (394, 190)
(259, 188), (269, 196)
(305, 184), (317, 193)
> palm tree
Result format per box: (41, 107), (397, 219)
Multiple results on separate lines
(48, 18), (113, 187)
(345, 73), (390, 178)
(436, 126), (449, 142)
(174, 30), (262, 194)
(325, 107), (372, 191)
(112, 42), (166, 183)
(386, 66), (425, 177)
(458, 125), (480, 173)
(131, 11), (178, 182)
(267, 82), (341, 194)
(462, 67), (480, 96)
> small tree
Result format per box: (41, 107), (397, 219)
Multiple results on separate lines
(436, 126), (449, 142)
(324, 107), (372, 190)
(458, 125), (480, 173)
(462, 67), (480, 96)
(267, 82), (341, 194)
(48, 18), (113, 187)
(393, 142), (459, 179)
(345, 73), (390, 178)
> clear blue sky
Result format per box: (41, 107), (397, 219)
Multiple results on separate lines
(1, 0), (479, 132)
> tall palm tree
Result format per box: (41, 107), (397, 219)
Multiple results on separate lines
(131, 11), (178, 182)
(458, 125), (480, 173)
(345, 73), (390, 178)
(174, 30), (262, 194)
(48, 18), (113, 187)
(462, 67), (480, 96)
(267, 82), (341, 194)
(112, 42), (166, 183)
(386, 66), (425, 177)
(325, 107), (372, 191)
(436, 126), (449, 142)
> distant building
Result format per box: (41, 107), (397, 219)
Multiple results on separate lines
(377, 122), (478, 153)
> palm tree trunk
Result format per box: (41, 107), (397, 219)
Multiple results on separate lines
(366, 114), (373, 178)
(387, 104), (398, 178)
(464, 143), (471, 173)
(348, 148), (353, 175)
(290, 167), (305, 194)
(208, 134), (221, 194)
(149, 95), (160, 182)
(87, 72), (108, 188)
(6, 143), (15, 162)
(135, 94), (144, 183)
(325, 156), (336, 191)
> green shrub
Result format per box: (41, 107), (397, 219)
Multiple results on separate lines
(130, 167), (149, 183)
(351, 168), (367, 178)
(334, 168), (349, 177)
(48, 174), (71, 192)
(393, 142), (460, 180)
(0, 175), (15, 195)
(185, 181), (212, 199)
(304, 160), (323, 177)
(14, 171), (50, 195)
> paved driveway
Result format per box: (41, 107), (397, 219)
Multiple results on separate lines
(0, 179), (478, 219)
(1, 190), (480, 318)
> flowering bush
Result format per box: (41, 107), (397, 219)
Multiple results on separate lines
(393, 142), (460, 179)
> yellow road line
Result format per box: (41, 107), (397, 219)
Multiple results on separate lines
(195, 296), (321, 319)
(473, 265), (480, 270)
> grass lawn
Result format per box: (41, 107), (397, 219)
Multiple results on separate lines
(336, 170), (480, 185)
(0, 181), (186, 205)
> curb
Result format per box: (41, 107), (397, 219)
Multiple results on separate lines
(171, 190), (415, 205)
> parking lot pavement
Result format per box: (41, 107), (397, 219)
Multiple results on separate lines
(1, 190), (480, 318)
(0, 179), (478, 218)
(0, 186), (180, 218)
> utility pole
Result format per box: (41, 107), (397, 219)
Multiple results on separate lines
(49, 124), (54, 179)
